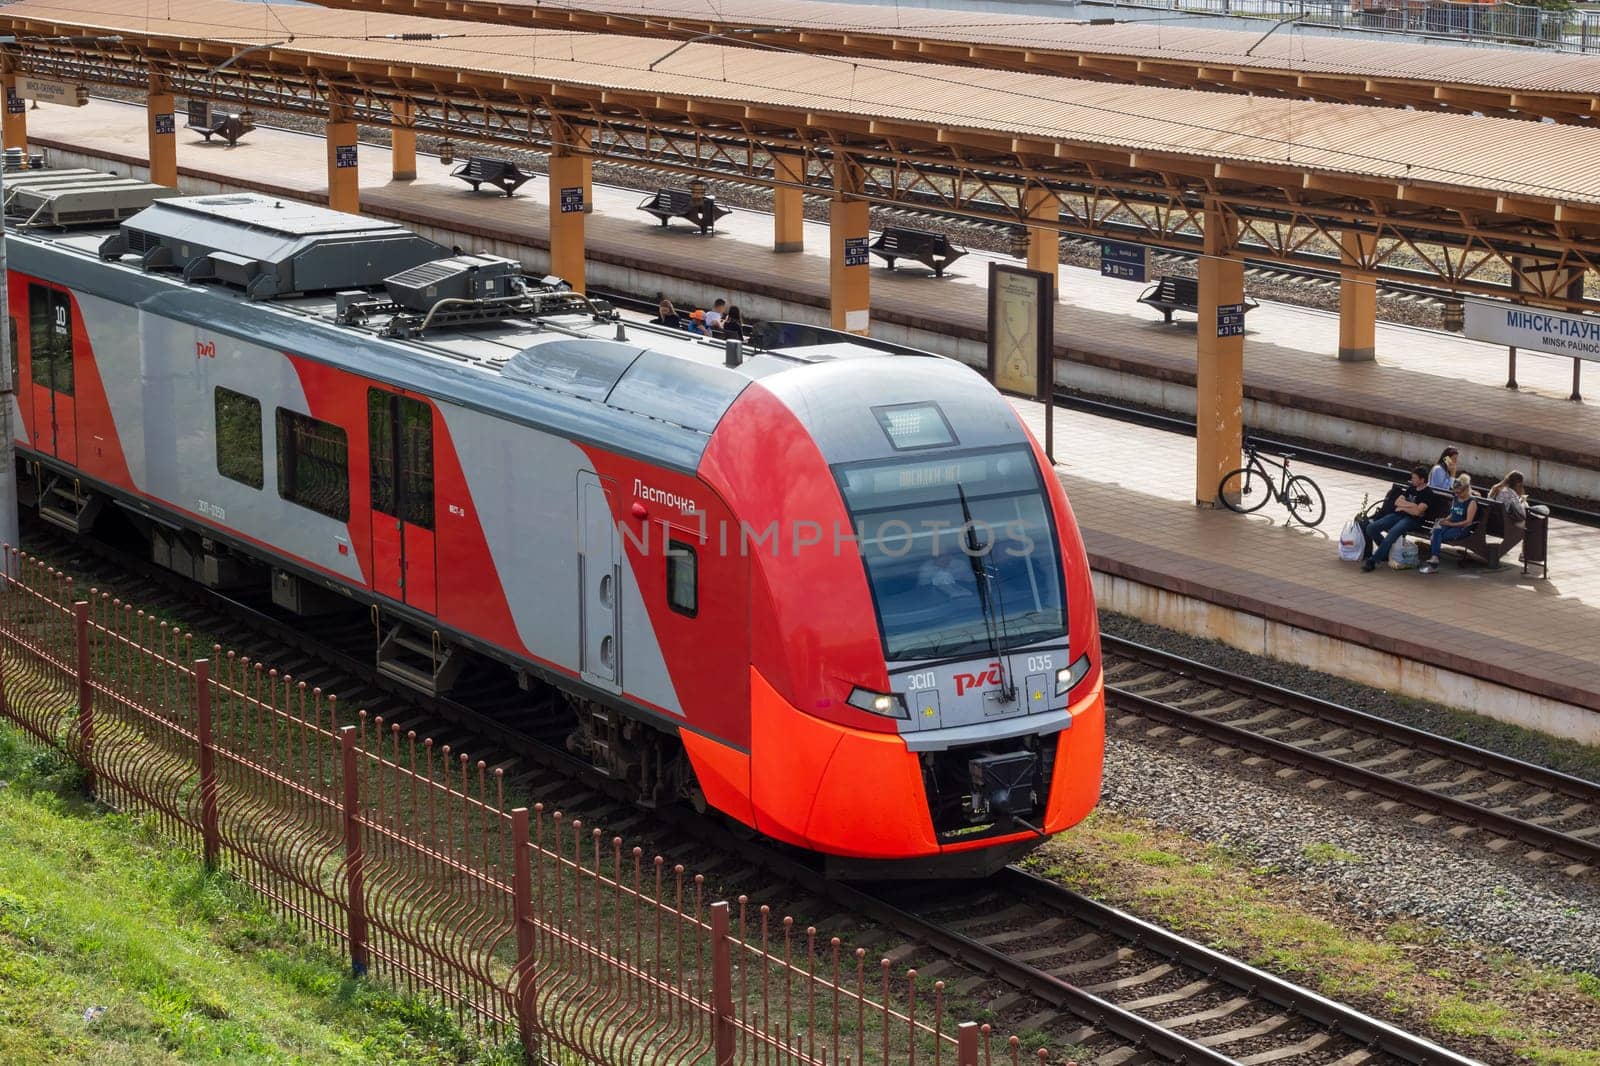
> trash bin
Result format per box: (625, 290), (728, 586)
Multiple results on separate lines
(1523, 505), (1550, 578)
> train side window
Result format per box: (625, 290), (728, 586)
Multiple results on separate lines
(367, 389), (395, 515)
(398, 396), (433, 530)
(28, 285), (51, 388)
(276, 408), (350, 521)
(27, 285), (73, 395)
(214, 387), (264, 489)
(666, 539), (697, 617)
(8, 316), (16, 388)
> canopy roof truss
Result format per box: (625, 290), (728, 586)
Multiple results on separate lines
(8, 28), (1600, 311)
(311, 0), (1600, 125)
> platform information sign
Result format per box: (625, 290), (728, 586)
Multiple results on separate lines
(1099, 241), (1146, 282)
(17, 78), (87, 107)
(560, 186), (584, 213)
(844, 236), (870, 267)
(1464, 298), (1600, 362)
(987, 262), (1057, 462)
(153, 113), (175, 135)
(1216, 303), (1247, 338)
(335, 145), (358, 169)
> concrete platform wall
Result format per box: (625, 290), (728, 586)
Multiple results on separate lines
(1095, 570), (1600, 746)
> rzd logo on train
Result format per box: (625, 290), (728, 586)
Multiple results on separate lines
(195, 339), (217, 359)
(953, 663), (1004, 696)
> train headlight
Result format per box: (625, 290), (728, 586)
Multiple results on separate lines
(1054, 654), (1092, 697)
(846, 687), (909, 719)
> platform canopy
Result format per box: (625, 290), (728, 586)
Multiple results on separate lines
(308, 0), (1600, 123)
(4, 0), (1600, 305)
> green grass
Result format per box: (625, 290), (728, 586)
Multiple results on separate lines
(0, 723), (520, 1065)
(1300, 842), (1362, 865)
(1029, 811), (1600, 1065)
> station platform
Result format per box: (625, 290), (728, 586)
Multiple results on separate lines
(17, 99), (1600, 737)
(24, 99), (1600, 502)
(1019, 402), (1600, 743)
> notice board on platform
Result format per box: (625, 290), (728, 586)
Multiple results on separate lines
(986, 262), (1055, 462)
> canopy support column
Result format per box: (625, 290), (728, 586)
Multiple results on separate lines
(326, 99), (359, 214)
(773, 151), (805, 253)
(830, 161), (870, 334)
(390, 100), (416, 182)
(1338, 230), (1377, 362)
(549, 120), (590, 293)
(147, 73), (177, 187)
(1197, 200), (1245, 508)
(1024, 186), (1058, 297)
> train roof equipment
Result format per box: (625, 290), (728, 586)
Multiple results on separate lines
(96, 192), (447, 299)
(3, 168), (178, 227)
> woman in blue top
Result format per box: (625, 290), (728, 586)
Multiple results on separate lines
(1420, 473), (1477, 574)
(1428, 447), (1459, 491)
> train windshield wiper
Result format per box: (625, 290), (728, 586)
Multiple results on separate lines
(956, 483), (1016, 702)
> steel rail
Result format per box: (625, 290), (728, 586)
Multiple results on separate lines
(997, 867), (1482, 1066)
(1102, 637), (1600, 868)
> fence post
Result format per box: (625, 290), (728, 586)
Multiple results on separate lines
(958, 1021), (980, 1066)
(73, 601), (94, 796)
(512, 806), (539, 1063)
(340, 725), (369, 977)
(195, 659), (220, 870)
(711, 900), (735, 1066)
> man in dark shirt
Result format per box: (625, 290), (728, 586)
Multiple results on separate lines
(1362, 465), (1432, 572)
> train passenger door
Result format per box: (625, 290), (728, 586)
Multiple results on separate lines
(27, 283), (76, 464)
(578, 472), (620, 692)
(367, 389), (436, 614)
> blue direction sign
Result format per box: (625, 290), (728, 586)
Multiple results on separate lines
(1217, 303), (1247, 338)
(844, 236), (870, 267)
(153, 113), (175, 135)
(1099, 240), (1146, 282)
(560, 186), (584, 213)
(334, 144), (359, 169)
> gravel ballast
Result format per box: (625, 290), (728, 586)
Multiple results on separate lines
(1101, 733), (1600, 977)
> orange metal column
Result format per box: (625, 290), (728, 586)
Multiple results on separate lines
(772, 151), (805, 253)
(1196, 201), (1245, 507)
(829, 162), (870, 334)
(147, 75), (177, 188)
(1, 73), (26, 153)
(390, 100), (416, 182)
(549, 122), (591, 293)
(1338, 230), (1377, 362)
(326, 101), (360, 214)
(1024, 186), (1059, 296)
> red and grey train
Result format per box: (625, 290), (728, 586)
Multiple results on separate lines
(7, 185), (1103, 875)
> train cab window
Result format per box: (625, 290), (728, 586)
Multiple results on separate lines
(27, 284), (72, 395)
(666, 540), (697, 617)
(275, 408), (350, 521)
(214, 387), (264, 489)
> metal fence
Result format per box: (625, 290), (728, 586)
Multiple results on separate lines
(1101, 0), (1600, 53)
(0, 548), (1060, 1066)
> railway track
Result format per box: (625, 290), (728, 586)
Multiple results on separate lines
(13, 520), (1488, 1065)
(1103, 634), (1600, 873)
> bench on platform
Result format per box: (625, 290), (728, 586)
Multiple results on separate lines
(186, 107), (251, 147)
(451, 157), (532, 197)
(868, 226), (967, 277)
(1380, 483), (1548, 575)
(1137, 275), (1260, 324)
(637, 188), (731, 233)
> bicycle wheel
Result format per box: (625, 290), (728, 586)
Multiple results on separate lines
(1283, 474), (1327, 527)
(1217, 466), (1272, 513)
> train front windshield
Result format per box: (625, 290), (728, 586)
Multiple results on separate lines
(836, 446), (1066, 663)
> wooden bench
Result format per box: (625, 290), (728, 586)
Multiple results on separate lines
(868, 226), (967, 277)
(451, 157), (532, 197)
(185, 101), (250, 147)
(1137, 275), (1260, 324)
(1386, 485), (1545, 573)
(637, 188), (732, 233)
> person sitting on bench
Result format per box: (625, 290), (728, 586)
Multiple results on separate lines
(1362, 465), (1432, 573)
(1419, 474), (1478, 575)
(655, 299), (681, 328)
(1490, 470), (1527, 522)
(1428, 447), (1459, 491)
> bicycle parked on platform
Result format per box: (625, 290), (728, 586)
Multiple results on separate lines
(1217, 438), (1327, 527)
